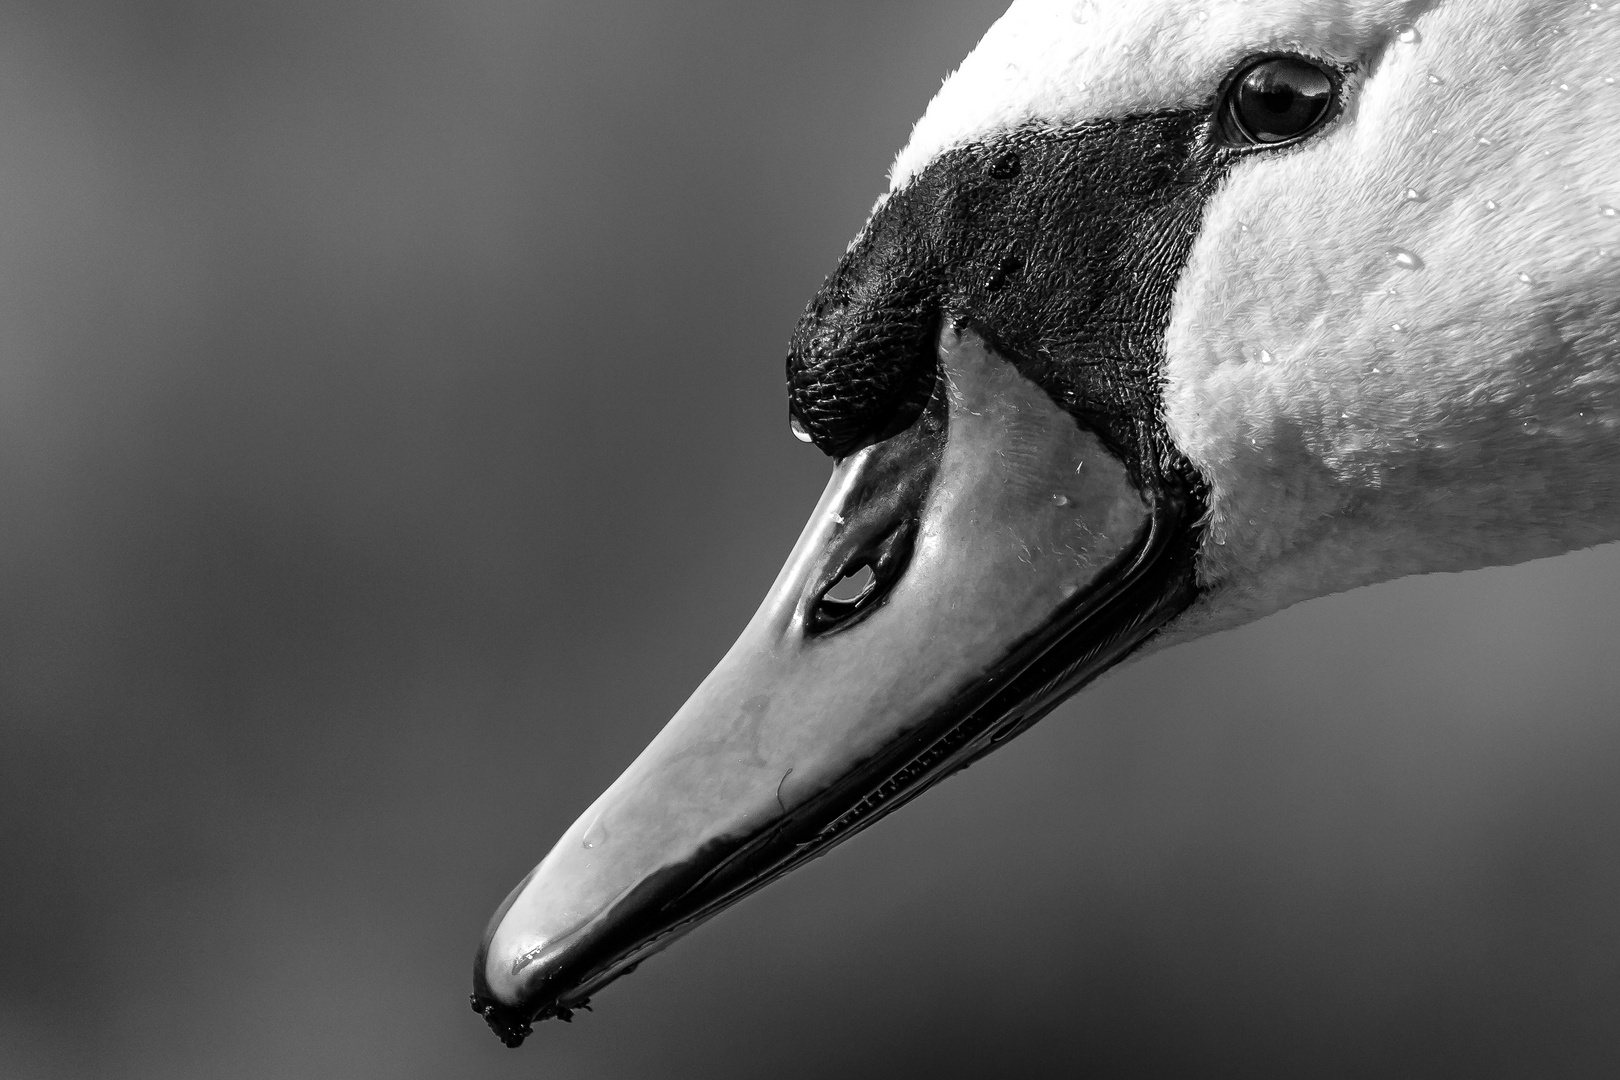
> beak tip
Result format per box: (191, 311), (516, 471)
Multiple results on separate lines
(472, 902), (548, 1047)
(473, 916), (598, 1046)
(469, 992), (535, 1048)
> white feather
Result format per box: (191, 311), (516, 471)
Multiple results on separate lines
(1164, 0), (1620, 637)
(891, 0), (1427, 190)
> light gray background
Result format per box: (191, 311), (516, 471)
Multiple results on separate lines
(3, 2), (1620, 1077)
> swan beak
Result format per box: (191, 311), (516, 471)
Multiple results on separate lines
(472, 329), (1199, 1045)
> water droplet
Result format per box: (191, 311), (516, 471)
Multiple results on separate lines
(1388, 246), (1425, 270)
(1517, 271), (1534, 284)
(1475, 135), (1494, 146)
(1195, 9), (1209, 22)
(987, 151), (1022, 180)
(1558, 81), (1576, 94)
(1590, 2), (1604, 11)
(1391, 321), (1407, 332)
(830, 511), (845, 525)
(1395, 24), (1421, 44)
(1403, 187), (1428, 203)
(1484, 199), (1500, 212)
(1052, 493), (1070, 507)
(1238, 221), (1249, 232)
(1426, 72), (1445, 85)
(1605, 76), (1616, 87)
(1601, 204), (1619, 218)
(790, 417), (812, 442)
(1371, 366), (1383, 374)
(582, 814), (609, 850)
(1259, 349), (1275, 364)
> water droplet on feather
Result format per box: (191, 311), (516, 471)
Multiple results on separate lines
(1388, 247), (1425, 270)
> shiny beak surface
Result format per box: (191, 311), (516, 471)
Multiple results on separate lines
(473, 329), (1194, 1045)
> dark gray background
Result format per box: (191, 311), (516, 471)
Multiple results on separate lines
(4, 2), (1620, 1077)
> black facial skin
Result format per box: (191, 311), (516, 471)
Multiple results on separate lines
(790, 109), (1240, 488)
(475, 60), (1349, 1046)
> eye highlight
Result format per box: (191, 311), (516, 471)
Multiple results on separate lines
(1221, 56), (1337, 147)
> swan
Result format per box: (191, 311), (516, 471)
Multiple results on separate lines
(473, 0), (1620, 1046)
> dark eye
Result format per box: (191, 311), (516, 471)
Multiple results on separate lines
(1222, 57), (1336, 146)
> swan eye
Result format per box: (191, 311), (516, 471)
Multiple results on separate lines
(1222, 57), (1335, 146)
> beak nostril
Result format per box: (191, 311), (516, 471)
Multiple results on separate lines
(810, 564), (882, 632)
(808, 518), (917, 635)
(825, 564), (875, 604)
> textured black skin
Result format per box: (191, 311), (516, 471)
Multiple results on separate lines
(787, 110), (1244, 493)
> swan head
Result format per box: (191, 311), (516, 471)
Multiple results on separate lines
(474, 0), (1620, 1045)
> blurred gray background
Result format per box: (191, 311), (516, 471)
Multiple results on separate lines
(4, 1), (1620, 1077)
